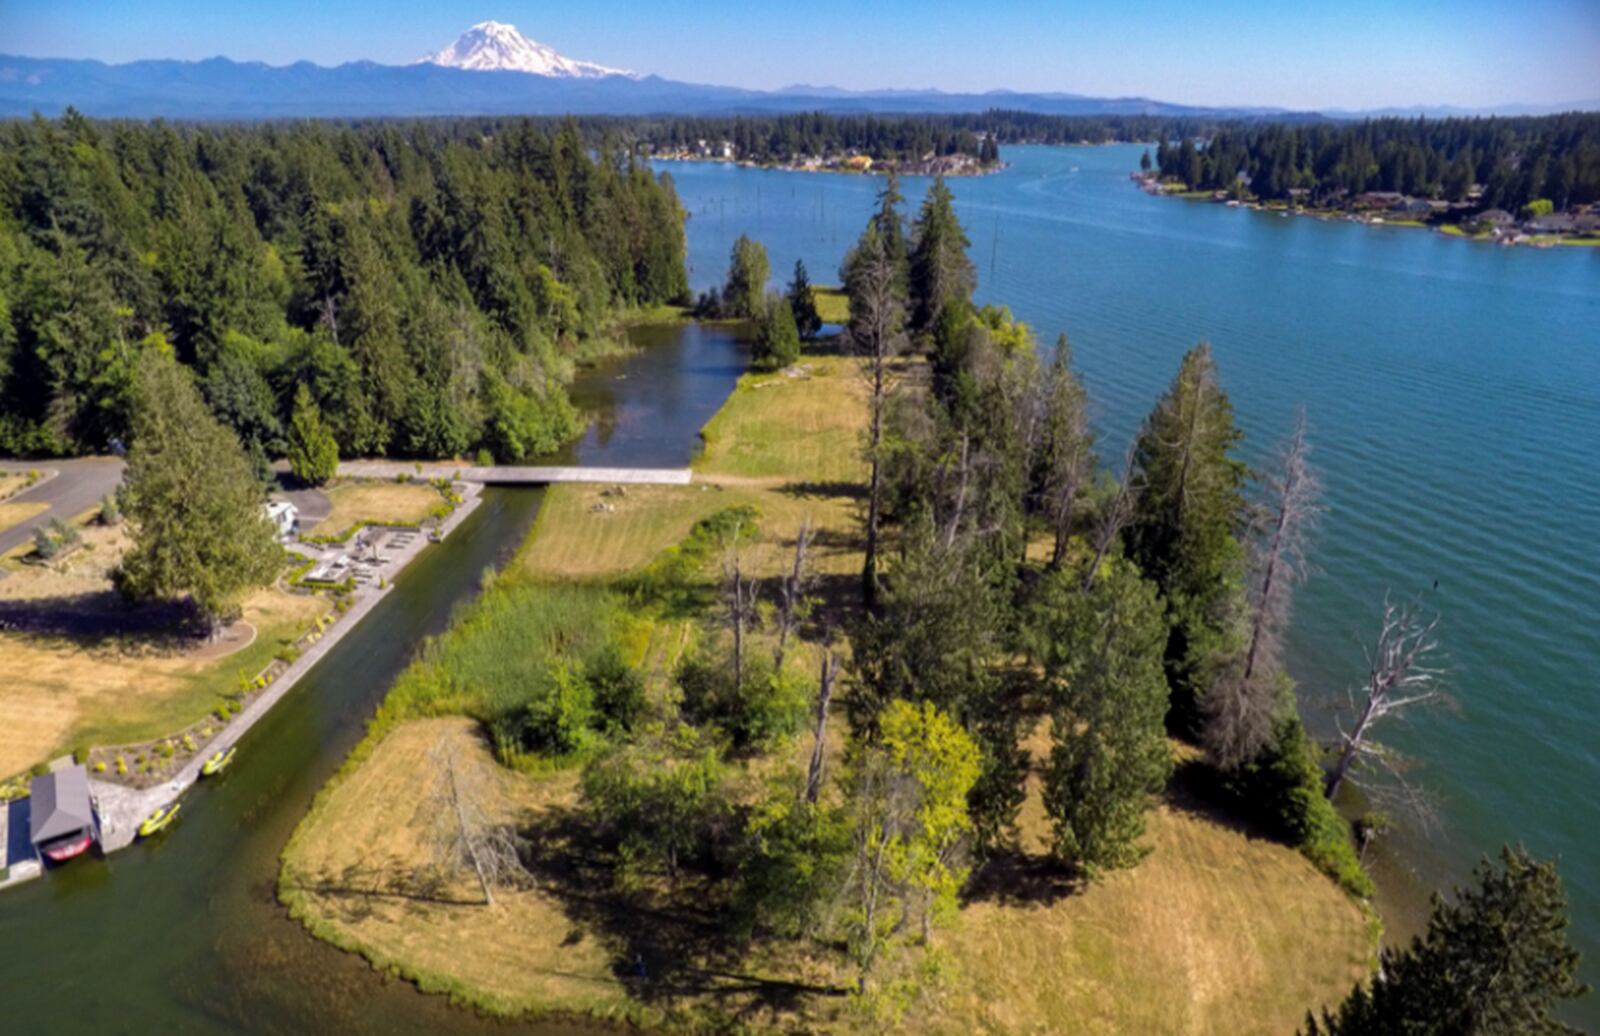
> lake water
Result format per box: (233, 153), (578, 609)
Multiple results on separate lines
(663, 145), (1600, 1012)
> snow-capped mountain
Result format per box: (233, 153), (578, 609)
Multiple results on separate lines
(417, 21), (633, 79)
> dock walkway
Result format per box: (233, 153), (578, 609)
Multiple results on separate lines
(336, 461), (693, 486)
(89, 482), (486, 852)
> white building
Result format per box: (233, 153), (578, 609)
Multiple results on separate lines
(265, 500), (299, 541)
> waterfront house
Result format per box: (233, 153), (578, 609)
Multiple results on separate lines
(1357, 191), (1405, 209)
(1526, 212), (1578, 235)
(29, 765), (96, 862)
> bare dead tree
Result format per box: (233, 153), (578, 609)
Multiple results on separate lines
(1035, 335), (1093, 569)
(1325, 594), (1445, 804)
(318, 294), (340, 346)
(773, 519), (815, 671)
(846, 229), (909, 610)
(1082, 432), (1145, 593)
(805, 649), (840, 804)
(1204, 409), (1323, 768)
(425, 736), (532, 906)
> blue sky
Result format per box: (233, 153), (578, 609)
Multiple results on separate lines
(4, 0), (1597, 109)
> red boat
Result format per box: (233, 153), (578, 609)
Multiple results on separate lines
(29, 765), (99, 866)
(40, 832), (94, 862)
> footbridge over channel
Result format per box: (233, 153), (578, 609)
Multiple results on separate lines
(336, 461), (693, 486)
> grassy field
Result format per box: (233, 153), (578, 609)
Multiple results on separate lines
(812, 287), (850, 325)
(0, 520), (326, 778)
(280, 717), (643, 1021)
(286, 335), (1375, 1032)
(0, 500), (48, 535)
(310, 481), (449, 539)
(283, 717), (1369, 1034)
(518, 356), (868, 584)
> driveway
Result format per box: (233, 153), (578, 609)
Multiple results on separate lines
(0, 458), (126, 557)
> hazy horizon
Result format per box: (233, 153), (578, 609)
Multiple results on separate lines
(4, 0), (1598, 111)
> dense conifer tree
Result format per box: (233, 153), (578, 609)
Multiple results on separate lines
(1024, 555), (1172, 875)
(286, 381), (339, 486)
(908, 177), (976, 335)
(751, 296), (800, 372)
(1304, 847), (1588, 1036)
(117, 353), (280, 629)
(785, 259), (822, 340)
(1127, 343), (1249, 733)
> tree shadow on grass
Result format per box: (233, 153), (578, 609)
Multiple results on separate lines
(962, 849), (1084, 908)
(775, 480), (865, 502)
(0, 590), (207, 649)
(285, 860), (487, 924)
(1163, 755), (1282, 843)
(516, 803), (849, 1017)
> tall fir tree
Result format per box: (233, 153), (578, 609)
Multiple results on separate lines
(117, 353), (280, 630)
(1023, 555), (1173, 875)
(841, 220), (909, 608)
(1127, 343), (1249, 735)
(1305, 847), (1588, 1036)
(786, 259), (822, 340)
(908, 177), (976, 335)
(286, 381), (339, 486)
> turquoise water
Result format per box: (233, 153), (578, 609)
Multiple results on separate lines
(664, 146), (1600, 1010)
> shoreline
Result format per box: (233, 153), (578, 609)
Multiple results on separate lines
(0, 482), (486, 889)
(1132, 176), (1600, 248)
(652, 154), (1006, 178)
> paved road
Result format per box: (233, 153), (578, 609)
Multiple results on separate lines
(0, 458), (125, 556)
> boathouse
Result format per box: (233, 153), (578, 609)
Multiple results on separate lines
(29, 765), (96, 861)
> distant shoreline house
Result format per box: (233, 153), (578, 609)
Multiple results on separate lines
(29, 765), (96, 863)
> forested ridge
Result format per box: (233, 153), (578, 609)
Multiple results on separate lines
(1155, 113), (1600, 211)
(0, 112), (690, 461)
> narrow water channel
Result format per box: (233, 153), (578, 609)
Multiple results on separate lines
(0, 323), (747, 1033)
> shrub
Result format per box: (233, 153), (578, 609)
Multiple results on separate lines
(1225, 714), (1372, 897)
(511, 661), (597, 757)
(585, 643), (648, 735)
(677, 646), (810, 752)
(751, 295), (802, 372)
(32, 524), (60, 559)
(50, 516), (79, 546)
(475, 448), (494, 468)
(580, 731), (730, 882)
(99, 493), (121, 526)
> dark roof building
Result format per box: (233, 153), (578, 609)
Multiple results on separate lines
(29, 765), (95, 852)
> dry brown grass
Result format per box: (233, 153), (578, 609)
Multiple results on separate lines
(911, 734), (1371, 1035)
(311, 481), (445, 538)
(0, 471), (34, 500)
(0, 500), (48, 534)
(282, 717), (635, 1019)
(0, 524), (327, 776)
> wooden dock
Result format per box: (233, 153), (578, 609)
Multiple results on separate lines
(336, 462), (693, 486)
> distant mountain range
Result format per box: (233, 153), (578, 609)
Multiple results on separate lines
(0, 22), (1593, 121)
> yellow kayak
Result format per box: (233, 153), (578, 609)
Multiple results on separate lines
(138, 803), (180, 837)
(201, 746), (237, 776)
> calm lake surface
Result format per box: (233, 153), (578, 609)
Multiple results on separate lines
(665, 143), (1600, 1014)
